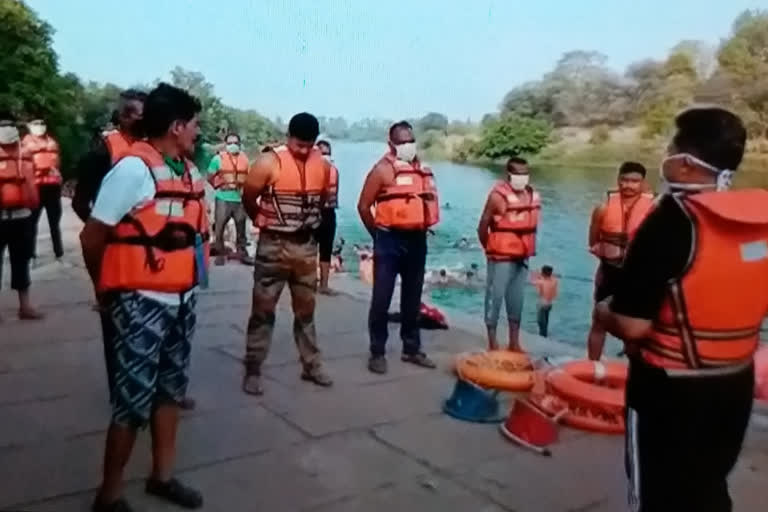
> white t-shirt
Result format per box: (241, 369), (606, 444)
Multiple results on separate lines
(91, 156), (196, 305)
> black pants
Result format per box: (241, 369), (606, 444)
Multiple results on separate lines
(0, 216), (34, 291)
(536, 304), (552, 337)
(625, 358), (754, 512)
(317, 208), (336, 263)
(369, 228), (427, 357)
(31, 184), (64, 258)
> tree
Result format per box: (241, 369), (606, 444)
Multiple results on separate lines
(471, 114), (551, 159)
(718, 9), (768, 137)
(169, 67), (230, 143)
(671, 40), (717, 80)
(417, 112), (448, 133)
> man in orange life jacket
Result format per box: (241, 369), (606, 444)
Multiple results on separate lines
(0, 112), (43, 321)
(22, 117), (64, 260)
(586, 162), (653, 360)
(241, 113), (334, 395)
(80, 84), (206, 512)
(316, 137), (340, 295)
(596, 107), (765, 512)
(477, 157), (540, 351)
(73, 89), (146, 222)
(206, 132), (253, 266)
(358, 121), (439, 374)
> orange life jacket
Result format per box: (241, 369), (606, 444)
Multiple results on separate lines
(21, 134), (61, 185)
(256, 145), (328, 233)
(485, 182), (540, 260)
(0, 142), (38, 210)
(98, 141), (209, 293)
(104, 131), (134, 166)
(592, 191), (654, 265)
(374, 153), (439, 230)
(643, 190), (768, 376)
(326, 163), (339, 209)
(211, 151), (249, 191)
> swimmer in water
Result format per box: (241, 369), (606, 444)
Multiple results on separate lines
(453, 237), (470, 250)
(444, 202), (452, 210)
(359, 252), (374, 285)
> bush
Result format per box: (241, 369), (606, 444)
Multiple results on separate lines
(589, 125), (611, 145)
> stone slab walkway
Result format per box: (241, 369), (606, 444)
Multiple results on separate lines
(1, 205), (766, 511)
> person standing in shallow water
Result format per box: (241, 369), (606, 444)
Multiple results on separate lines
(531, 265), (558, 337)
(241, 113), (333, 395)
(477, 157), (540, 351)
(357, 121), (439, 374)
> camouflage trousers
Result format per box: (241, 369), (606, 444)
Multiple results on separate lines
(245, 231), (322, 375)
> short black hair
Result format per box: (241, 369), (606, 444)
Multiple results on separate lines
(672, 107), (746, 171)
(225, 132), (240, 143)
(110, 109), (119, 125)
(120, 89), (147, 102)
(619, 161), (646, 177)
(507, 156), (528, 167)
(288, 113), (320, 142)
(389, 121), (413, 140)
(0, 111), (15, 122)
(317, 140), (331, 150)
(542, 265), (553, 276)
(142, 83), (201, 139)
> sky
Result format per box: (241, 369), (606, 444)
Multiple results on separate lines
(27, 0), (767, 122)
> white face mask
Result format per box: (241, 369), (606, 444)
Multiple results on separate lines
(508, 173), (530, 191)
(29, 124), (47, 136)
(0, 126), (20, 144)
(226, 143), (240, 154)
(393, 142), (417, 162)
(659, 153), (733, 194)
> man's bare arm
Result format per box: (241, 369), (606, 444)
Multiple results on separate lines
(588, 205), (604, 249)
(595, 300), (652, 342)
(242, 152), (277, 221)
(357, 164), (384, 237)
(79, 219), (111, 296)
(476, 192), (499, 249)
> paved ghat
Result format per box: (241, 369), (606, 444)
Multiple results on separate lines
(1, 207), (767, 511)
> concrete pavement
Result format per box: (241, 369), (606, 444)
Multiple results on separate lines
(1, 207), (767, 511)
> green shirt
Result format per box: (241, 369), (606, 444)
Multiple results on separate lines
(206, 153), (245, 202)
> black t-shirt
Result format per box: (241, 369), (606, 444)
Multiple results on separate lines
(610, 194), (693, 320)
(72, 137), (112, 222)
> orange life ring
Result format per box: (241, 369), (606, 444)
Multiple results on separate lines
(455, 351), (535, 392)
(560, 406), (626, 434)
(546, 360), (627, 412)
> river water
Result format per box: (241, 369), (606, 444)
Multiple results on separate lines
(330, 141), (768, 346)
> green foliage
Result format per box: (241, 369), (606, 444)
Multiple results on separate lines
(718, 9), (768, 138)
(416, 112), (448, 133)
(471, 115), (551, 159)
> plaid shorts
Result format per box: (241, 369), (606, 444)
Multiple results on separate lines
(102, 291), (196, 428)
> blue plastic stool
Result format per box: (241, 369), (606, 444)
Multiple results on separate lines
(443, 377), (505, 423)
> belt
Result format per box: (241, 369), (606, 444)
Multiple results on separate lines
(261, 229), (315, 243)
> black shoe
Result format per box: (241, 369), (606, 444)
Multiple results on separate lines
(401, 352), (437, 369)
(92, 497), (134, 512)
(145, 478), (203, 509)
(368, 355), (388, 374)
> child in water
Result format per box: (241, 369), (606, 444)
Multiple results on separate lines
(531, 265), (559, 337)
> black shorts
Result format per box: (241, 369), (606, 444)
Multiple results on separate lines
(625, 358), (754, 511)
(0, 215), (34, 291)
(317, 208), (336, 263)
(594, 262), (621, 302)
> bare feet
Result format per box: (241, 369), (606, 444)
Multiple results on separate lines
(18, 308), (44, 320)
